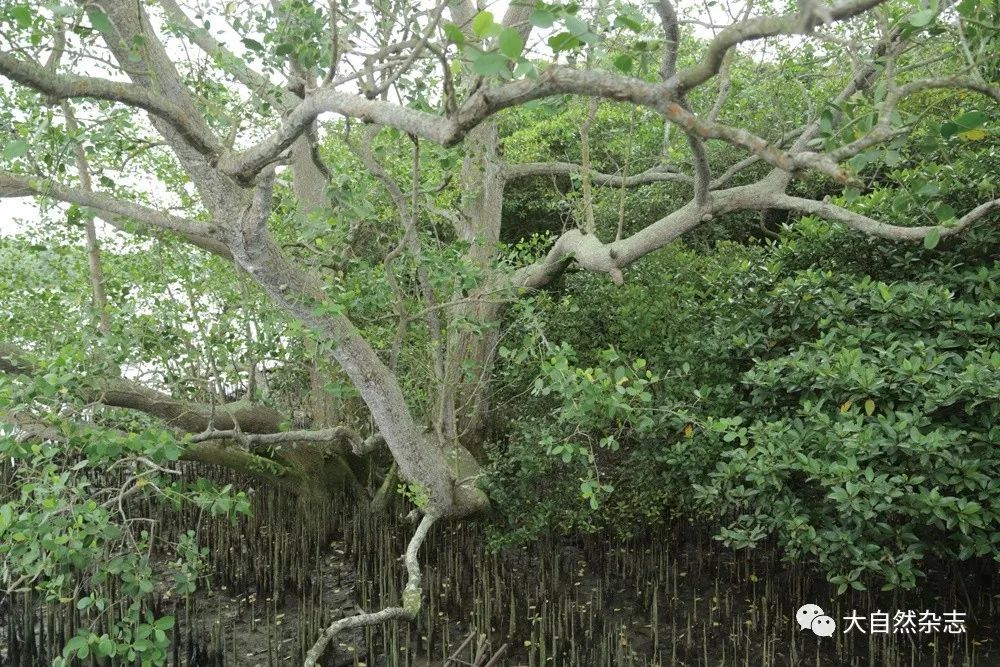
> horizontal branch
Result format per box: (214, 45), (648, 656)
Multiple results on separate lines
(767, 193), (1000, 242)
(218, 66), (663, 181)
(98, 379), (286, 434)
(0, 172), (228, 257)
(0, 406), (296, 489)
(510, 181), (777, 289)
(504, 161), (693, 186)
(511, 172), (1000, 292)
(0, 50), (220, 157)
(180, 441), (295, 487)
(189, 424), (385, 455)
(0, 344), (284, 434)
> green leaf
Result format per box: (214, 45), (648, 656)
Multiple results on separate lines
(923, 227), (941, 249)
(11, 5), (31, 28)
(471, 52), (508, 76)
(96, 636), (116, 657)
(443, 22), (465, 45)
(564, 14), (590, 36)
(498, 28), (524, 59)
(864, 399), (875, 416)
(0, 504), (12, 533)
(242, 37), (264, 52)
(2, 140), (29, 160)
(471, 11), (494, 39)
(63, 636), (88, 659)
(614, 14), (643, 32)
(154, 615), (175, 630)
(612, 54), (634, 73)
(954, 110), (986, 130)
(86, 7), (113, 32)
(530, 8), (555, 28)
(548, 32), (581, 52)
(956, 0), (977, 15)
(909, 9), (934, 26)
(934, 204), (956, 223)
(512, 60), (538, 79)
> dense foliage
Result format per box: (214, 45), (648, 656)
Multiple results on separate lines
(1, 0), (999, 662)
(488, 156), (1000, 592)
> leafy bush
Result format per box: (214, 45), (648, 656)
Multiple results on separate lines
(488, 215), (1000, 592)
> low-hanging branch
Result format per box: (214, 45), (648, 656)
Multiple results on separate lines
(189, 425), (386, 456)
(0, 172), (229, 257)
(503, 161), (693, 186)
(0, 343), (283, 435)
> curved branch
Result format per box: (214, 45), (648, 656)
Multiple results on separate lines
(219, 66), (664, 181)
(767, 193), (1000, 242)
(828, 76), (1000, 162)
(0, 51), (219, 156)
(708, 125), (809, 188)
(655, 0), (680, 80)
(509, 181), (783, 289)
(668, 0), (889, 95)
(508, 172), (998, 293)
(303, 513), (436, 666)
(663, 103), (852, 183)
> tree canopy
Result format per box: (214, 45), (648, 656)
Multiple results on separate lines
(1, 0), (998, 663)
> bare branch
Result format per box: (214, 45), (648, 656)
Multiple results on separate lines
(655, 0), (680, 80)
(0, 171), (225, 253)
(766, 193), (1000, 243)
(0, 343), (285, 434)
(219, 66), (664, 181)
(828, 76), (1000, 162)
(663, 102), (852, 183)
(189, 424), (385, 455)
(365, 0), (449, 100)
(504, 161), (692, 186)
(578, 99), (600, 234)
(62, 100), (111, 334)
(668, 0), (889, 95)
(157, 0), (281, 103)
(179, 441), (296, 487)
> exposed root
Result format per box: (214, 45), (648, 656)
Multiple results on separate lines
(302, 513), (436, 666)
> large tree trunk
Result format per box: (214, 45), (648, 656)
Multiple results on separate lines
(441, 122), (507, 460)
(224, 179), (486, 517)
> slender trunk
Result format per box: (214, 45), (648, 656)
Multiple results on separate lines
(63, 102), (111, 334)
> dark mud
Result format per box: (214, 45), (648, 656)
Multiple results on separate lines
(3, 461), (997, 666)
